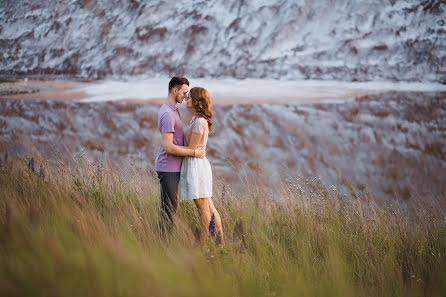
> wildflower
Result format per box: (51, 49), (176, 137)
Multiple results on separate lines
(233, 220), (247, 251)
(194, 226), (201, 243)
(209, 214), (216, 237)
(96, 162), (102, 184)
(216, 231), (222, 245)
(248, 216), (254, 234)
(28, 157), (35, 172)
(221, 185), (226, 203)
(39, 165), (45, 180)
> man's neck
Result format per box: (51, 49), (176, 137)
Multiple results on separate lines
(167, 95), (177, 106)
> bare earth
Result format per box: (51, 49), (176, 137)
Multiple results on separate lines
(0, 80), (91, 101)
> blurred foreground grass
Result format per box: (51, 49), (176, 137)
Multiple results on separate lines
(0, 156), (445, 297)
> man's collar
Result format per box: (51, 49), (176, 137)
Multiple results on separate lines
(165, 100), (178, 111)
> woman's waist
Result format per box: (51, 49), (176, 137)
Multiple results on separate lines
(184, 155), (208, 160)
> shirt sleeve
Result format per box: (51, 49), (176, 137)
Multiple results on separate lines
(160, 112), (175, 133)
(192, 118), (207, 135)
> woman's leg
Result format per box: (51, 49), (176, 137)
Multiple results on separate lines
(194, 198), (224, 244)
(194, 198), (212, 239)
(208, 198), (224, 244)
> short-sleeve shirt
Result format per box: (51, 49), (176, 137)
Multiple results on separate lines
(155, 100), (184, 172)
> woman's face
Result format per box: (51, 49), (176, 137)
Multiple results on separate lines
(185, 93), (194, 110)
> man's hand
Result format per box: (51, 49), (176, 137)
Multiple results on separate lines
(194, 145), (205, 158)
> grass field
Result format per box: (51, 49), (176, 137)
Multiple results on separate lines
(0, 156), (445, 297)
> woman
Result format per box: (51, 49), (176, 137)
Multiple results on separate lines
(180, 87), (224, 243)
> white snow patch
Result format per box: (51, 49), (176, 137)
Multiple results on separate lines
(80, 78), (446, 103)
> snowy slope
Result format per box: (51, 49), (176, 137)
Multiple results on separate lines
(0, 0), (445, 82)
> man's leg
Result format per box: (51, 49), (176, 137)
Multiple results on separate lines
(157, 171), (180, 235)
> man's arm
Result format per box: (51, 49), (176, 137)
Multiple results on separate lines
(161, 133), (205, 158)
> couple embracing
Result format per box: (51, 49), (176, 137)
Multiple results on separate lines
(155, 77), (223, 243)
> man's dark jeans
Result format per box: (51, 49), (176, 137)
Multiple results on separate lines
(157, 171), (180, 235)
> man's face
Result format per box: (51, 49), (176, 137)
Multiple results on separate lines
(174, 84), (189, 104)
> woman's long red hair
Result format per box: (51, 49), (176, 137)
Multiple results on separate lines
(190, 87), (212, 131)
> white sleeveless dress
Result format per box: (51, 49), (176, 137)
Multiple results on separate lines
(180, 117), (213, 200)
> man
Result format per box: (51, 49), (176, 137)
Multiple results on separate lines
(155, 76), (205, 234)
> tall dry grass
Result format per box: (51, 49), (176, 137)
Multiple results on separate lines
(0, 154), (445, 297)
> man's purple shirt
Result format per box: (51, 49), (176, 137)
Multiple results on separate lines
(155, 100), (184, 172)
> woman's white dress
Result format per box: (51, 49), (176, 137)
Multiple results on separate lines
(180, 116), (212, 200)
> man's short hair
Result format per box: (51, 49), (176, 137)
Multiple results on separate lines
(168, 77), (189, 93)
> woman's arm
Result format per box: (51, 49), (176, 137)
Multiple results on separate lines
(185, 132), (203, 150)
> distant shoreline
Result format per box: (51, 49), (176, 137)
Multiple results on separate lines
(1, 78), (445, 104)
